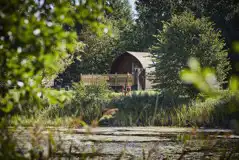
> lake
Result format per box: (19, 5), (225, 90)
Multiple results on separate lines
(15, 127), (239, 159)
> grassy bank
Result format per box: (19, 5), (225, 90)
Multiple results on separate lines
(10, 83), (239, 130)
(110, 91), (239, 129)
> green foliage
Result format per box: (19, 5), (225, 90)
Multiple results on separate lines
(110, 90), (239, 128)
(134, 0), (239, 52)
(110, 91), (188, 126)
(42, 41), (84, 87)
(0, 120), (28, 160)
(150, 12), (230, 98)
(133, 0), (173, 51)
(70, 82), (110, 122)
(0, 0), (108, 113)
(180, 42), (239, 132)
(180, 57), (239, 96)
(38, 82), (111, 124)
(181, 57), (221, 95)
(106, 0), (133, 28)
(76, 24), (120, 74)
(170, 91), (239, 128)
(9, 89), (239, 129)
(0, 0), (109, 158)
(57, 0), (134, 84)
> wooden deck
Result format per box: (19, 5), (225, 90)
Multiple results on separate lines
(80, 74), (135, 86)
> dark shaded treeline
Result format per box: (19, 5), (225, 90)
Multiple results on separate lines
(134, 0), (239, 75)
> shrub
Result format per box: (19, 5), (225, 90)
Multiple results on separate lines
(38, 82), (112, 124)
(70, 82), (111, 123)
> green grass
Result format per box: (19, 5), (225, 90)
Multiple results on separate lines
(109, 90), (189, 126)
(108, 90), (239, 128)
(10, 86), (239, 131)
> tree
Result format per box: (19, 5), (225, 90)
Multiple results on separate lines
(78, 0), (134, 74)
(55, 0), (134, 86)
(54, 25), (119, 87)
(133, 0), (173, 51)
(134, 0), (239, 53)
(0, 0), (108, 113)
(150, 12), (230, 97)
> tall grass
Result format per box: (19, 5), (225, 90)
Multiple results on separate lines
(110, 90), (189, 126)
(110, 90), (239, 128)
(11, 83), (239, 130)
(178, 92), (239, 128)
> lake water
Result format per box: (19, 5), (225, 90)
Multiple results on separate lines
(15, 127), (239, 159)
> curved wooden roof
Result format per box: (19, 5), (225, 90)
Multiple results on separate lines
(126, 51), (153, 69)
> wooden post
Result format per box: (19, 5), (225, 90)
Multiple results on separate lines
(80, 73), (82, 82)
(126, 72), (129, 87)
(136, 69), (140, 90)
(115, 73), (117, 91)
(126, 72), (131, 95)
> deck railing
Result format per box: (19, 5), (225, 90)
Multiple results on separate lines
(80, 74), (135, 86)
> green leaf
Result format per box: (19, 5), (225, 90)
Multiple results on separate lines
(1, 102), (14, 113)
(188, 57), (200, 71)
(180, 70), (198, 84)
(229, 76), (239, 92)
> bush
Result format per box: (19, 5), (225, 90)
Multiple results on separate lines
(150, 12), (230, 98)
(70, 82), (111, 123)
(37, 82), (112, 124)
